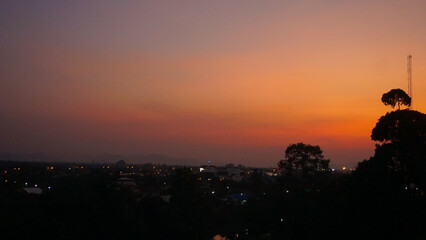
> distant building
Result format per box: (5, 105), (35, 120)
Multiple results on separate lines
(199, 165), (244, 181)
(23, 187), (42, 195)
(116, 177), (137, 187)
(199, 166), (217, 178)
(225, 167), (243, 182)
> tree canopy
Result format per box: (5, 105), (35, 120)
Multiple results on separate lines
(363, 87), (426, 188)
(381, 88), (411, 110)
(278, 142), (330, 176)
(370, 109), (426, 183)
(371, 109), (426, 145)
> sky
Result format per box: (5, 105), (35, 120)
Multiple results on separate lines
(1, 0), (426, 167)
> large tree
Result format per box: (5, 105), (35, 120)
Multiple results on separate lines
(381, 88), (411, 110)
(278, 142), (330, 176)
(370, 109), (426, 184)
(371, 109), (426, 145)
(360, 88), (426, 188)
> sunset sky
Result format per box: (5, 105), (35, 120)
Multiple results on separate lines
(1, 0), (426, 167)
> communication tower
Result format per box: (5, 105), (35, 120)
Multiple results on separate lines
(407, 54), (413, 108)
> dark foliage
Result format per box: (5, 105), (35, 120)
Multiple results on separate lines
(278, 142), (330, 177)
(381, 88), (411, 109)
(371, 109), (426, 187)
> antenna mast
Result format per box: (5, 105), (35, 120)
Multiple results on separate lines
(407, 54), (413, 108)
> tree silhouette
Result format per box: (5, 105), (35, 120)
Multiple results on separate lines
(371, 109), (426, 144)
(278, 142), (330, 177)
(381, 88), (411, 110)
(371, 109), (426, 185)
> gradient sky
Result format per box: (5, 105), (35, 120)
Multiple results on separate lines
(1, 0), (426, 167)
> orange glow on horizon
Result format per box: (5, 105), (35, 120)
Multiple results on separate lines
(2, 1), (426, 166)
